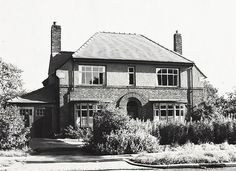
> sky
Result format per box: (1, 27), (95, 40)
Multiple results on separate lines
(0, 0), (236, 95)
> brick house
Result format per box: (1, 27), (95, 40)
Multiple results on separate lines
(9, 22), (206, 137)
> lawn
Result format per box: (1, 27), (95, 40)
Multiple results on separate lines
(132, 142), (236, 165)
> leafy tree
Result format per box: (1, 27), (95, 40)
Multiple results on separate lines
(192, 81), (221, 121)
(0, 58), (24, 106)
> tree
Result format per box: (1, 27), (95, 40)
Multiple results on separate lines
(0, 58), (24, 106)
(192, 81), (221, 121)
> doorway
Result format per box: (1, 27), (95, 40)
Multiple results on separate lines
(127, 98), (141, 119)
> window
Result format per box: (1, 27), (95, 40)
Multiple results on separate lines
(75, 103), (103, 127)
(78, 65), (105, 85)
(35, 108), (45, 117)
(153, 103), (185, 122)
(128, 67), (135, 85)
(19, 108), (33, 127)
(156, 68), (179, 86)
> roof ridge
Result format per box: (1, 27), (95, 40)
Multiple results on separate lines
(99, 31), (138, 35)
(140, 34), (194, 64)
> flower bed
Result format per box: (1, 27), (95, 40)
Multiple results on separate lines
(132, 143), (236, 165)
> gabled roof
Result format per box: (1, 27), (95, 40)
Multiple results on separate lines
(72, 32), (193, 64)
(8, 85), (56, 104)
(48, 51), (73, 75)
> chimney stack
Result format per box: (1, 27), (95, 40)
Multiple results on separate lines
(51, 21), (61, 57)
(173, 30), (182, 55)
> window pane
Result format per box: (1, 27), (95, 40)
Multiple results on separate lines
(162, 75), (167, 85)
(93, 72), (99, 84)
(176, 110), (180, 116)
(161, 110), (166, 116)
(82, 110), (87, 117)
(129, 74), (134, 85)
(86, 66), (92, 72)
(174, 70), (178, 74)
(168, 110), (173, 116)
(162, 69), (167, 73)
(89, 110), (93, 117)
(82, 73), (86, 84)
(128, 67), (134, 72)
(155, 110), (159, 116)
(168, 105), (174, 109)
(168, 69), (173, 74)
(81, 104), (87, 109)
(93, 66), (98, 72)
(86, 72), (92, 84)
(82, 66), (86, 71)
(158, 75), (162, 85)
(181, 110), (184, 116)
(168, 75), (174, 86)
(174, 75), (178, 86)
(161, 105), (166, 109)
(99, 73), (104, 84)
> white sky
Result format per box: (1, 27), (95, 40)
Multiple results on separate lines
(0, 0), (236, 95)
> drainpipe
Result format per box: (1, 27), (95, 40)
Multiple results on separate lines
(187, 66), (193, 121)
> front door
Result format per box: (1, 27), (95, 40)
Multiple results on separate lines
(127, 98), (141, 119)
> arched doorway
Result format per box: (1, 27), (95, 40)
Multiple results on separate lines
(127, 98), (141, 119)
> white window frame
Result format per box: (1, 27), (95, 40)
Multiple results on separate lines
(153, 103), (185, 122)
(19, 107), (34, 127)
(74, 103), (103, 128)
(78, 65), (105, 85)
(156, 68), (179, 87)
(128, 66), (135, 86)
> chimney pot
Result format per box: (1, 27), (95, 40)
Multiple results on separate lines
(173, 30), (182, 55)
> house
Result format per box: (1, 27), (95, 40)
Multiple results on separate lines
(9, 22), (206, 138)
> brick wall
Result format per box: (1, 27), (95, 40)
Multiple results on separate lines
(69, 86), (204, 120)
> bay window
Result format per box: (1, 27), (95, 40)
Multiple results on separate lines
(153, 103), (185, 122)
(156, 68), (179, 86)
(74, 103), (102, 128)
(78, 65), (105, 85)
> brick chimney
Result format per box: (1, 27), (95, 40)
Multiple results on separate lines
(173, 30), (182, 55)
(51, 21), (61, 57)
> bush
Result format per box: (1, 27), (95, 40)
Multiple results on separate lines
(0, 106), (29, 150)
(95, 128), (159, 155)
(91, 105), (130, 145)
(63, 125), (92, 142)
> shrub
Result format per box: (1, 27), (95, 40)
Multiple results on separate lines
(63, 125), (92, 142)
(95, 128), (159, 155)
(0, 106), (29, 150)
(91, 105), (130, 145)
(188, 121), (214, 144)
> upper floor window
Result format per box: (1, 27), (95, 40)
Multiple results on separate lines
(128, 67), (135, 85)
(78, 65), (105, 85)
(156, 68), (179, 86)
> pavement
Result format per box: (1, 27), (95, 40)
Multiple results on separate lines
(2, 138), (236, 171)
(1, 138), (148, 171)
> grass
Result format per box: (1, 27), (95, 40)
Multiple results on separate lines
(0, 147), (29, 157)
(132, 142), (236, 165)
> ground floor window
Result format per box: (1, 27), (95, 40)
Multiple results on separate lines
(19, 107), (34, 127)
(153, 103), (186, 122)
(35, 108), (45, 117)
(74, 103), (102, 128)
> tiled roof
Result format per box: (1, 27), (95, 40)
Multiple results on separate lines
(8, 85), (56, 104)
(73, 32), (193, 64)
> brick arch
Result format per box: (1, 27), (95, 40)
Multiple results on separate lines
(118, 92), (148, 108)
